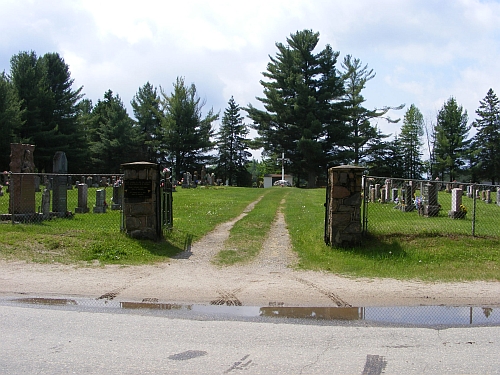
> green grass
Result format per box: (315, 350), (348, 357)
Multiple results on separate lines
(0, 186), (265, 265)
(284, 188), (500, 281)
(213, 188), (287, 265)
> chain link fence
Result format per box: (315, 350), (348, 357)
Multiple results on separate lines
(0, 173), (123, 228)
(362, 176), (500, 237)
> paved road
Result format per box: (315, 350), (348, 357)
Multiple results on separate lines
(1, 303), (499, 374)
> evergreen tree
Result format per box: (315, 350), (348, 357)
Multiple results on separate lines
(471, 88), (500, 184)
(160, 77), (218, 180)
(246, 29), (345, 187)
(399, 104), (424, 179)
(89, 90), (141, 173)
(131, 82), (162, 163)
(0, 71), (24, 170)
(216, 96), (251, 186)
(341, 55), (403, 165)
(365, 130), (404, 177)
(434, 97), (470, 181)
(9, 51), (84, 172)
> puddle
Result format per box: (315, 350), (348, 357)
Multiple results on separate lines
(15, 297), (77, 306)
(9, 297), (500, 326)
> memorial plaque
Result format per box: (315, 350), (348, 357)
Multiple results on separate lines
(124, 179), (152, 200)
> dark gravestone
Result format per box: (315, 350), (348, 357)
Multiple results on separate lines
(52, 151), (68, 215)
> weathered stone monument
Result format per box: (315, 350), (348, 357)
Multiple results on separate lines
(9, 143), (36, 217)
(324, 166), (364, 247)
(122, 162), (161, 240)
(423, 182), (440, 217)
(93, 189), (106, 213)
(111, 180), (123, 210)
(75, 184), (89, 213)
(399, 182), (414, 212)
(52, 151), (68, 215)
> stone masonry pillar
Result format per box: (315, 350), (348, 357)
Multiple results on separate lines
(121, 162), (161, 240)
(324, 166), (364, 247)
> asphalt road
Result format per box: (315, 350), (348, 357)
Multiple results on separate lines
(1, 303), (499, 374)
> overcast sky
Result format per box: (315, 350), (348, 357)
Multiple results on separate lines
(2, 0), (500, 160)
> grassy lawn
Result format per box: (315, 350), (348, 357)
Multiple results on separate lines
(0, 186), (264, 265)
(1, 185), (499, 281)
(285, 189), (500, 281)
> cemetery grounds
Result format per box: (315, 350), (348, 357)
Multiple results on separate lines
(0, 182), (499, 308)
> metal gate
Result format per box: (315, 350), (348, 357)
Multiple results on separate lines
(159, 169), (173, 231)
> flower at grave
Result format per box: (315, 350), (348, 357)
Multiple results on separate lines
(459, 204), (467, 214)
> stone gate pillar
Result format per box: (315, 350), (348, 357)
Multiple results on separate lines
(121, 162), (160, 240)
(324, 166), (364, 247)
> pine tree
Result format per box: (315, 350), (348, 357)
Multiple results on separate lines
(9, 51), (84, 172)
(89, 90), (141, 173)
(131, 82), (162, 163)
(216, 97), (251, 186)
(399, 104), (424, 179)
(471, 88), (500, 184)
(160, 77), (218, 180)
(246, 29), (345, 187)
(341, 55), (403, 165)
(434, 97), (470, 181)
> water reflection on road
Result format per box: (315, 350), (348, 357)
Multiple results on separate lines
(8, 297), (500, 326)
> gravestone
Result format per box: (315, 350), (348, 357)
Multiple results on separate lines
(423, 182), (440, 217)
(369, 187), (375, 203)
(75, 184), (89, 213)
(380, 188), (386, 204)
(497, 189), (500, 206)
(52, 151), (68, 215)
(182, 172), (189, 188)
(93, 189), (106, 213)
(324, 165), (364, 247)
(9, 143), (36, 216)
(399, 183), (414, 212)
(111, 182), (123, 210)
(486, 190), (492, 203)
(201, 166), (206, 185)
(448, 188), (465, 219)
(467, 185), (473, 198)
(391, 188), (398, 202)
(374, 184), (380, 201)
(42, 189), (51, 219)
(384, 179), (392, 201)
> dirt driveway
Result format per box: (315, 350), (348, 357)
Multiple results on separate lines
(0, 197), (499, 308)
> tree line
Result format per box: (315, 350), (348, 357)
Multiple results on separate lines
(1, 30), (499, 186)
